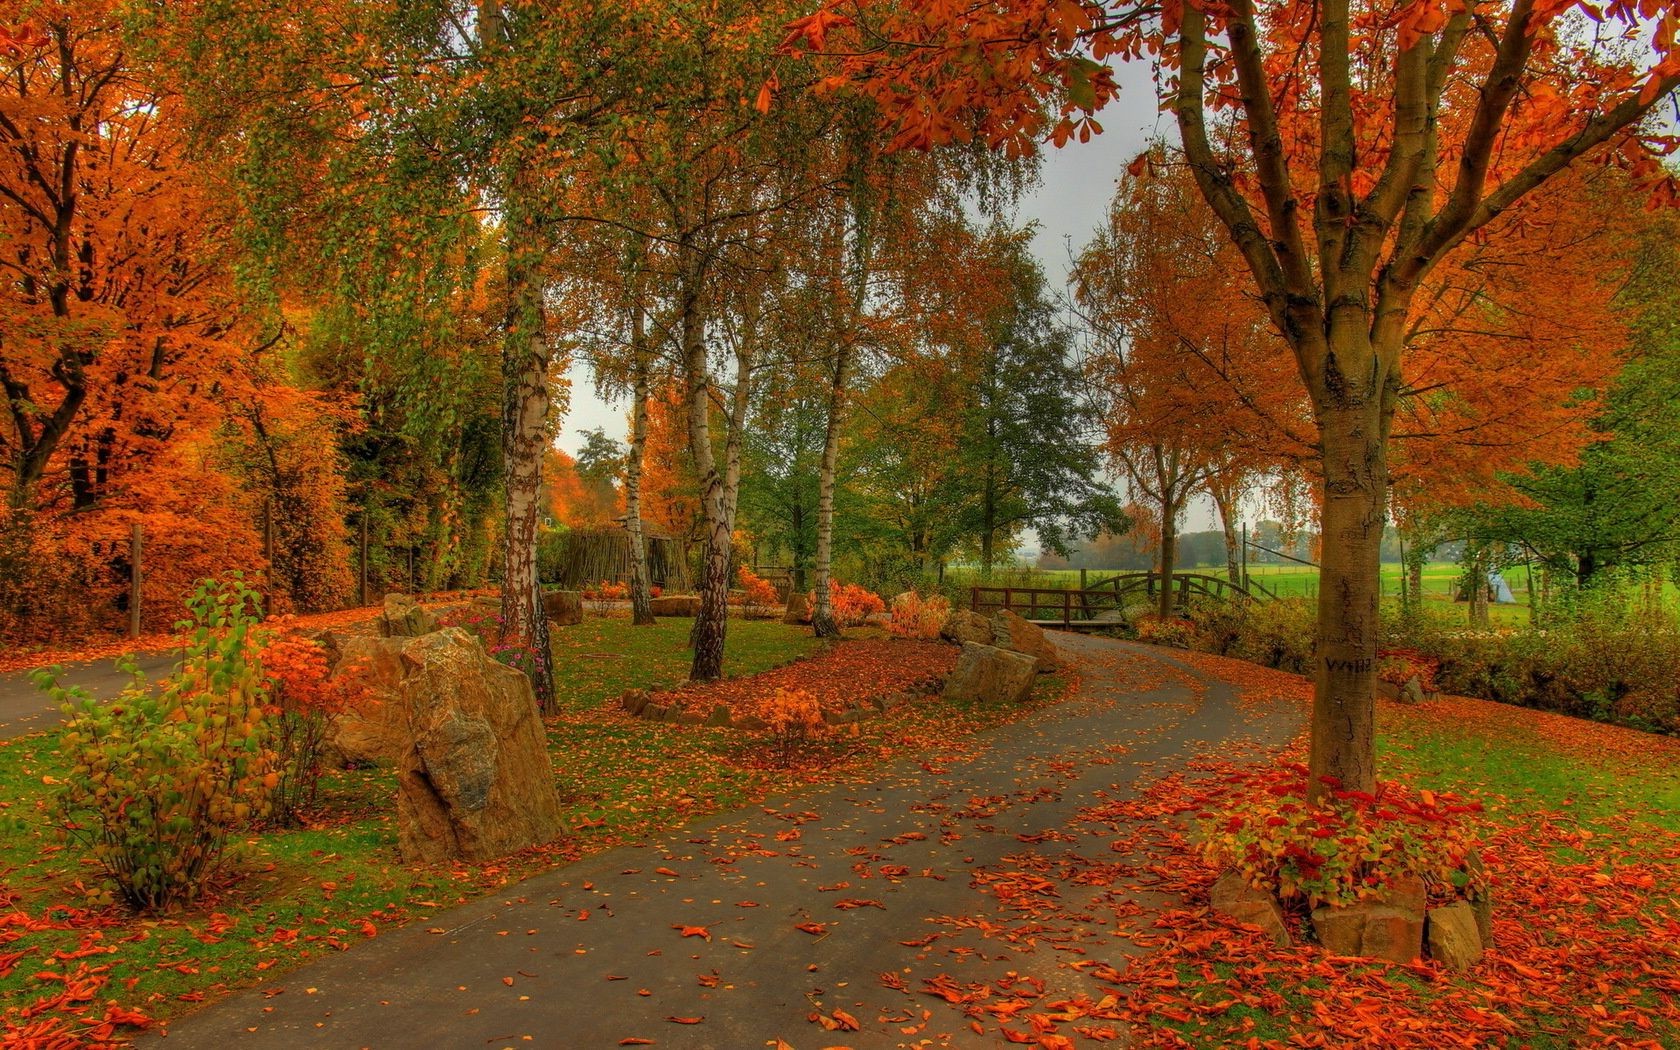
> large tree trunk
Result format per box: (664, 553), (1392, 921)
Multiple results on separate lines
(498, 199), (557, 707)
(624, 313), (655, 627)
(1156, 495), (1179, 621)
(1467, 544), (1491, 627)
(811, 342), (854, 639)
(1308, 402), (1387, 800)
(1211, 487), (1241, 587)
(678, 258), (731, 681)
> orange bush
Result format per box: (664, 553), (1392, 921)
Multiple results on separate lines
(809, 582), (885, 629)
(887, 591), (951, 640)
(257, 618), (370, 825)
(735, 567), (780, 618)
(749, 686), (825, 763)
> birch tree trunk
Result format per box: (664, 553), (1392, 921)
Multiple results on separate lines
(498, 190), (557, 707)
(810, 341), (854, 639)
(1156, 487), (1179, 622)
(677, 256), (733, 681)
(1211, 486), (1242, 585)
(624, 308), (655, 627)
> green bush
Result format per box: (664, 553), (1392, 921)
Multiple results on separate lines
(38, 577), (278, 911)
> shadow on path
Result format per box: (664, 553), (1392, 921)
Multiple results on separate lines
(143, 634), (1303, 1049)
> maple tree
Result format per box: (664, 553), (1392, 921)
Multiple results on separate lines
(788, 0), (1680, 794)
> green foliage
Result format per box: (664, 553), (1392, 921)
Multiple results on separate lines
(39, 577), (278, 911)
(1199, 763), (1485, 909)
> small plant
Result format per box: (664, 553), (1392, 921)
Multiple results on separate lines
(736, 567), (780, 619)
(887, 591), (951, 640)
(749, 687), (825, 764)
(583, 579), (628, 616)
(256, 619), (371, 826)
(438, 604), (549, 680)
(41, 576), (279, 912)
(1199, 762), (1484, 910)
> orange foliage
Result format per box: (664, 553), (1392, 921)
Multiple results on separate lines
(544, 448), (620, 529)
(886, 591), (951, 640)
(639, 384), (699, 537)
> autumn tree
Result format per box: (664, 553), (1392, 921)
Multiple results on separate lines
(789, 0), (1680, 795)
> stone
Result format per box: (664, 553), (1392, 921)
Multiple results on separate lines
(782, 591), (811, 625)
(1375, 679), (1402, 701)
(1465, 851), (1494, 946)
(542, 590), (582, 627)
(1426, 902), (1484, 972)
(380, 593), (440, 638)
(992, 609), (1060, 673)
(322, 635), (409, 766)
(1400, 676), (1426, 705)
(677, 710), (705, 726)
(391, 628), (565, 863)
(1311, 901), (1424, 963)
(705, 704), (733, 728)
(650, 594), (701, 617)
(942, 642), (1038, 705)
(940, 609), (994, 647)
(736, 714), (768, 731)
(619, 689), (651, 716)
(1210, 871), (1290, 947)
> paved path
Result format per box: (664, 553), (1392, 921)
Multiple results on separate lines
(0, 652), (178, 740)
(142, 635), (1302, 1049)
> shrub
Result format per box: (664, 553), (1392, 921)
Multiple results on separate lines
(256, 619), (371, 825)
(582, 579), (627, 616)
(40, 576), (278, 912)
(736, 568), (780, 619)
(749, 687), (825, 763)
(1199, 763), (1484, 909)
(1135, 614), (1197, 648)
(809, 582), (885, 629)
(436, 604), (548, 681)
(887, 591), (951, 640)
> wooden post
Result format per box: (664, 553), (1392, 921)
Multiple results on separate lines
(1004, 587), (1013, 616)
(408, 545), (416, 595)
(1079, 567), (1087, 591)
(970, 585), (979, 612)
(1062, 588), (1071, 627)
(128, 523), (143, 640)
(1241, 522), (1249, 590)
(358, 512), (369, 607)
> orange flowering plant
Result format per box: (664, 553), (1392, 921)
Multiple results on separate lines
(749, 686), (825, 763)
(887, 591), (950, 640)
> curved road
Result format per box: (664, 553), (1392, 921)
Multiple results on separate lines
(141, 634), (1302, 1049)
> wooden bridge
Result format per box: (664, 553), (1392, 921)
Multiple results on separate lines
(970, 572), (1277, 630)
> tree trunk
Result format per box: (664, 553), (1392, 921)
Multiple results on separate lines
(1308, 403), (1387, 800)
(678, 257), (731, 681)
(1156, 495), (1179, 621)
(1211, 487), (1241, 587)
(624, 313), (655, 627)
(811, 342), (854, 639)
(1468, 545), (1490, 628)
(497, 196), (557, 707)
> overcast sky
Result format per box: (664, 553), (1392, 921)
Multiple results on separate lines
(556, 66), (1227, 546)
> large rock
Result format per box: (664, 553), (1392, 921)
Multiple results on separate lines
(1312, 892), (1425, 964)
(392, 629), (565, 863)
(942, 641), (1038, 704)
(322, 635), (409, 765)
(649, 594), (701, 617)
(1210, 871), (1290, 947)
(992, 609), (1060, 672)
(783, 591), (811, 625)
(1426, 902), (1484, 972)
(940, 609), (994, 647)
(380, 593), (440, 638)
(542, 589), (583, 627)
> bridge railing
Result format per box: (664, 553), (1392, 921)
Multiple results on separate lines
(971, 572), (1271, 627)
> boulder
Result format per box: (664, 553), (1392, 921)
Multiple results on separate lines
(542, 590), (583, 627)
(1376, 679), (1402, 702)
(1426, 902), (1484, 972)
(391, 628), (565, 864)
(323, 635), (409, 765)
(1311, 887), (1425, 964)
(782, 591), (812, 625)
(992, 609), (1060, 673)
(650, 594), (701, 617)
(1210, 871), (1291, 947)
(1400, 676), (1426, 705)
(940, 609), (994, 647)
(1465, 851), (1494, 946)
(380, 593), (440, 638)
(942, 642), (1038, 704)
(704, 704), (733, 728)
(619, 688), (651, 717)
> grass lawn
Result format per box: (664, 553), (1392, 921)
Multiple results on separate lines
(0, 615), (1070, 1043)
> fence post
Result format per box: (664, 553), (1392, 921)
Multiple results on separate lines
(1062, 589), (1071, 627)
(970, 585), (978, 612)
(129, 523), (143, 640)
